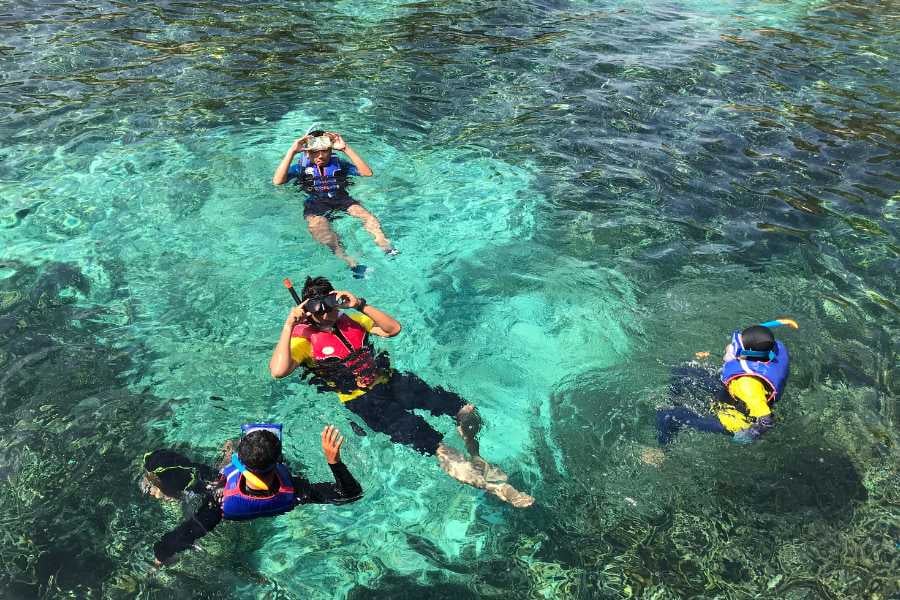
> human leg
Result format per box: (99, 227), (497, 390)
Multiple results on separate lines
(304, 214), (357, 268)
(435, 444), (534, 508)
(141, 449), (217, 500)
(384, 373), (480, 456)
(346, 203), (394, 253)
(384, 372), (532, 506)
(344, 392), (445, 456)
(655, 406), (727, 446)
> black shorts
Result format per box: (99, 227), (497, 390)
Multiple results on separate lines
(303, 195), (360, 218)
(344, 372), (467, 455)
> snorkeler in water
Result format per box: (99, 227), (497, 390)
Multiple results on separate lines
(143, 424), (362, 565)
(272, 130), (396, 278)
(643, 319), (798, 464)
(268, 276), (534, 508)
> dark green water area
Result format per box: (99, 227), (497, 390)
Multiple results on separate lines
(0, 0), (897, 598)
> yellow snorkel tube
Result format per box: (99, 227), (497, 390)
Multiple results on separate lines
(231, 454), (271, 490)
(759, 318), (799, 330)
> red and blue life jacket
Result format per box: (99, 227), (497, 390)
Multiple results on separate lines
(220, 460), (295, 521)
(720, 330), (790, 403)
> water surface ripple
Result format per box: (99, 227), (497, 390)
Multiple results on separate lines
(0, 1), (897, 598)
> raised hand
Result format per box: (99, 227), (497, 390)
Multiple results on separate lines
(286, 303), (310, 326)
(328, 133), (347, 151)
(321, 425), (345, 464)
(291, 135), (311, 153)
(332, 290), (359, 308)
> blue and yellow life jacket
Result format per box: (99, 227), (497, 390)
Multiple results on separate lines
(720, 330), (790, 403)
(220, 460), (295, 521)
(296, 154), (347, 198)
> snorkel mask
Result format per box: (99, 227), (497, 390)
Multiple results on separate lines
(303, 130), (333, 152)
(232, 424), (284, 490)
(305, 293), (346, 315)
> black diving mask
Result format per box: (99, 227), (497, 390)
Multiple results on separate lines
(305, 293), (346, 315)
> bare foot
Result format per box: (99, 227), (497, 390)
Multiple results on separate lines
(485, 482), (535, 508)
(436, 445), (487, 487)
(641, 447), (666, 467)
(437, 445), (534, 507)
(471, 456), (509, 484)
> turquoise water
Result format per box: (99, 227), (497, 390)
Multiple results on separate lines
(1, 1), (897, 598)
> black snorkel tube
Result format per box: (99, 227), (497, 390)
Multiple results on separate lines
(283, 277), (345, 314)
(283, 277), (302, 306)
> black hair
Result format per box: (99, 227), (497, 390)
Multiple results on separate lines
(740, 325), (775, 360)
(301, 276), (334, 301)
(237, 430), (282, 471)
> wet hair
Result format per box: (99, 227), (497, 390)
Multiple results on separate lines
(237, 430), (282, 471)
(301, 276), (334, 301)
(740, 325), (775, 360)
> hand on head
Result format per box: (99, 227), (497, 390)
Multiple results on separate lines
(321, 425), (344, 464)
(286, 304), (309, 326)
(327, 132), (347, 151)
(291, 135), (311, 154)
(291, 132), (345, 153)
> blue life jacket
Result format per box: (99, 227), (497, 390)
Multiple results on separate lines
(220, 461), (295, 521)
(720, 330), (790, 403)
(297, 154), (347, 199)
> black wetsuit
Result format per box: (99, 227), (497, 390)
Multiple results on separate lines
(147, 450), (362, 562)
(345, 371), (466, 455)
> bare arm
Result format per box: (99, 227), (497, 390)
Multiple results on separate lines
(359, 303), (400, 337)
(269, 306), (306, 378)
(330, 134), (373, 177)
(272, 137), (307, 185)
(333, 291), (400, 337)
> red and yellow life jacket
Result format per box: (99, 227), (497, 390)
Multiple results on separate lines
(292, 314), (385, 394)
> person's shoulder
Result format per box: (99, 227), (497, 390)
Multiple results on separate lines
(289, 333), (313, 363)
(346, 311), (374, 331)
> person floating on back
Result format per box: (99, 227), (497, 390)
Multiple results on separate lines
(144, 424), (362, 565)
(269, 276), (534, 508)
(272, 130), (396, 278)
(643, 319), (798, 464)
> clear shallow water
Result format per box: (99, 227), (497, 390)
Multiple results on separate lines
(0, 1), (897, 598)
